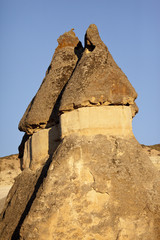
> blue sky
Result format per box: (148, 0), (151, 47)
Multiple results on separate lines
(0, 0), (160, 156)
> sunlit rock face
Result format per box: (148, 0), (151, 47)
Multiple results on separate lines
(19, 135), (160, 240)
(60, 106), (133, 137)
(0, 25), (160, 240)
(22, 106), (133, 171)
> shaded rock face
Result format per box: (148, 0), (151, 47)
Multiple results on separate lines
(18, 29), (83, 135)
(0, 169), (41, 240)
(1, 24), (160, 240)
(22, 125), (61, 171)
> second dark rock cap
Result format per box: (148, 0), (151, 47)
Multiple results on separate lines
(18, 29), (83, 134)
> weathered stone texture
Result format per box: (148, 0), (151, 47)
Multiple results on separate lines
(0, 169), (39, 240)
(19, 24), (138, 136)
(1, 135), (160, 239)
(1, 24), (160, 240)
(16, 136), (160, 239)
(60, 24), (138, 117)
(19, 29), (83, 134)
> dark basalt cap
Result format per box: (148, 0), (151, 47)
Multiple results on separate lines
(18, 29), (83, 134)
(59, 24), (138, 116)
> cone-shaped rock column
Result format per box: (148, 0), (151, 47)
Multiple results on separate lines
(19, 29), (83, 135)
(0, 25), (160, 240)
(60, 24), (138, 117)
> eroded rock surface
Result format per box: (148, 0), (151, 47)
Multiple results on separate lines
(1, 135), (159, 240)
(18, 24), (138, 136)
(60, 24), (138, 117)
(1, 24), (160, 240)
(0, 169), (40, 240)
(19, 29), (83, 134)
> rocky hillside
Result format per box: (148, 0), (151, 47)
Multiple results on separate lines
(0, 154), (21, 185)
(0, 154), (21, 213)
(142, 144), (160, 171)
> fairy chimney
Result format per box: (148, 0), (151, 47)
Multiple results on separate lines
(1, 25), (160, 240)
(19, 24), (139, 171)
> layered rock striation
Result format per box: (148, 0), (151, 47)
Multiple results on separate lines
(0, 25), (160, 240)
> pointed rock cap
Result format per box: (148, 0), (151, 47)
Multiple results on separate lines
(85, 24), (104, 47)
(59, 24), (138, 116)
(19, 29), (83, 134)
